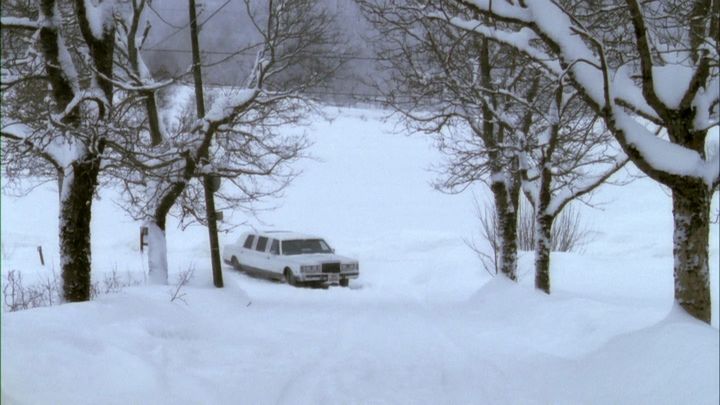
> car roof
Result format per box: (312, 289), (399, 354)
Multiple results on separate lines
(248, 230), (322, 241)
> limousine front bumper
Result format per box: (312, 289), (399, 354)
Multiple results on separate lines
(301, 271), (359, 284)
(299, 261), (359, 284)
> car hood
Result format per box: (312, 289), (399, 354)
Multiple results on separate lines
(281, 253), (356, 265)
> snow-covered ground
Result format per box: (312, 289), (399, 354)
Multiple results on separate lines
(1, 107), (718, 404)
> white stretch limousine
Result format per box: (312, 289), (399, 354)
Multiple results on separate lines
(222, 231), (359, 287)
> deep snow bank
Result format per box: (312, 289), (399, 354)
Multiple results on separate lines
(1, 273), (717, 405)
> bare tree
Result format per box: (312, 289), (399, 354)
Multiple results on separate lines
(358, 2), (528, 280)
(429, 0), (719, 322)
(1, 0), (163, 301)
(359, 1), (625, 290)
(518, 85), (627, 293)
(104, 0), (343, 284)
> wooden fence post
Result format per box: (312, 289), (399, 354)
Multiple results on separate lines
(37, 246), (45, 266)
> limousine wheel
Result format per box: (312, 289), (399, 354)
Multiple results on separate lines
(340, 279), (349, 287)
(284, 268), (297, 287)
(230, 256), (241, 270)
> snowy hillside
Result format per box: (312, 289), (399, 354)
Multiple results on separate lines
(1, 107), (718, 404)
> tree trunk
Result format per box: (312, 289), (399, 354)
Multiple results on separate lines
(144, 93), (163, 146)
(671, 181), (712, 323)
(145, 151), (196, 285)
(189, 0), (223, 288)
(59, 154), (101, 302)
(535, 214), (553, 294)
(534, 154), (554, 294)
(491, 180), (519, 281)
(203, 175), (224, 288)
(146, 187), (179, 285)
(145, 221), (168, 285)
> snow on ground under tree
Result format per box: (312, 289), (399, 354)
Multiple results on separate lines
(1, 107), (718, 404)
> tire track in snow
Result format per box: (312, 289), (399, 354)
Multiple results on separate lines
(274, 307), (357, 405)
(273, 302), (514, 405)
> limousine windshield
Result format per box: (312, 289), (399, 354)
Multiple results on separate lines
(282, 239), (333, 255)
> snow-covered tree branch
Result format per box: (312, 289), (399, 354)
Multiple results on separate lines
(105, 0), (343, 284)
(359, 1), (627, 289)
(1, 0), (176, 301)
(439, 0), (719, 323)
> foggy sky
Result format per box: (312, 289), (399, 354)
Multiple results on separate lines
(142, 0), (381, 102)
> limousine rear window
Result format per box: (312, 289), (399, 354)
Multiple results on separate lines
(243, 235), (254, 249)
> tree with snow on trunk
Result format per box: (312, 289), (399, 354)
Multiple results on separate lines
(433, 0), (719, 323)
(519, 84), (627, 293)
(107, 0), (342, 285)
(1, 0), (167, 301)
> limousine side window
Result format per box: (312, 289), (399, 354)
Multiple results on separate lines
(243, 235), (255, 249)
(256, 236), (269, 252)
(269, 239), (279, 255)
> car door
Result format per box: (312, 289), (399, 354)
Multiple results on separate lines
(238, 234), (260, 272)
(228, 234), (249, 263)
(266, 239), (283, 276)
(253, 236), (273, 277)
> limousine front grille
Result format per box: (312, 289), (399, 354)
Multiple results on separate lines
(322, 262), (340, 273)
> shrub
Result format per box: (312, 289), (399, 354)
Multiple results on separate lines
(2, 270), (60, 311)
(469, 197), (593, 275)
(169, 266), (195, 304)
(4, 268), (143, 312)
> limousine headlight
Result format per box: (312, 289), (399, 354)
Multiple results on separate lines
(341, 262), (359, 271)
(300, 265), (321, 273)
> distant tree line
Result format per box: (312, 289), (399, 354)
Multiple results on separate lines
(140, 0), (384, 106)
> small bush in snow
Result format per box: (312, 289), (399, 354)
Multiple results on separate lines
(470, 199), (593, 275)
(468, 204), (500, 276)
(90, 268), (143, 298)
(4, 268), (144, 312)
(169, 267), (195, 304)
(3, 269), (60, 312)
(547, 207), (593, 253)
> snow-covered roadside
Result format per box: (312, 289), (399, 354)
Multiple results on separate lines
(2, 271), (717, 405)
(1, 107), (718, 404)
